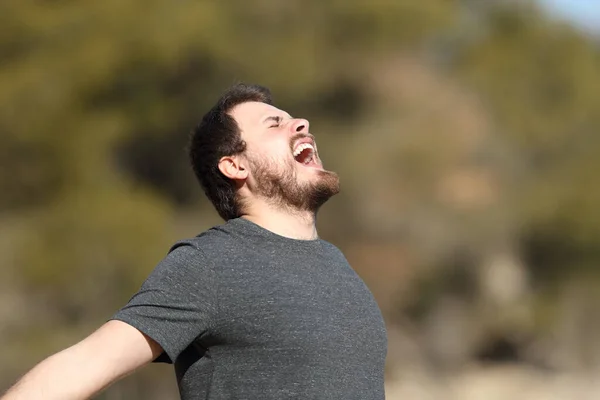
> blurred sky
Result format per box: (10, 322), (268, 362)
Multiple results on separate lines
(538, 0), (600, 34)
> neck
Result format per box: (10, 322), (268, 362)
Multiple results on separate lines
(241, 200), (318, 240)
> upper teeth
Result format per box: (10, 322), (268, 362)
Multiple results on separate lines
(293, 143), (314, 157)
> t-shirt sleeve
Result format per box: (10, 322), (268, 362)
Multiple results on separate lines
(110, 240), (217, 364)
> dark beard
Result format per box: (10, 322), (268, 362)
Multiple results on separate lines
(251, 157), (340, 213)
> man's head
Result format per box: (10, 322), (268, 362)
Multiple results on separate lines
(189, 83), (339, 220)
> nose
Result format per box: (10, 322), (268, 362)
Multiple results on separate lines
(290, 118), (309, 134)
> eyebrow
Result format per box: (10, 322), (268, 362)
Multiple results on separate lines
(262, 113), (293, 125)
(263, 116), (283, 125)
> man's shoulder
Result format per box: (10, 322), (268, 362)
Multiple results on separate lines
(319, 239), (345, 256)
(143, 224), (233, 285)
(167, 219), (241, 258)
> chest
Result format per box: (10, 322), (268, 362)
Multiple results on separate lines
(208, 248), (387, 358)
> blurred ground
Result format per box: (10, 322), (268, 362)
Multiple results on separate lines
(386, 366), (600, 400)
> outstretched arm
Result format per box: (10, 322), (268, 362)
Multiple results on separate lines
(1, 320), (163, 400)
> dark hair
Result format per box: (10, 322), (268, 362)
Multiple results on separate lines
(189, 83), (272, 220)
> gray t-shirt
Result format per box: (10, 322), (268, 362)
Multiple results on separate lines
(112, 217), (387, 399)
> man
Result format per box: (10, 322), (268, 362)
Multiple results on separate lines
(2, 84), (387, 399)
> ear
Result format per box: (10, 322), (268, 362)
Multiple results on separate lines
(218, 155), (249, 181)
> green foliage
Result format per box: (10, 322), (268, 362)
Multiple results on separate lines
(452, 3), (600, 282)
(17, 185), (172, 315)
(2, 0), (600, 394)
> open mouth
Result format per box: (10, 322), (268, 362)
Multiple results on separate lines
(293, 142), (318, 166)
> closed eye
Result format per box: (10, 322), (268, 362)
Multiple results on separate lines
(265, 116), (282, 128)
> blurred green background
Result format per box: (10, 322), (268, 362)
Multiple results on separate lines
(1, 1), (600, 398)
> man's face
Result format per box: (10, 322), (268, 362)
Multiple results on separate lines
(229, 101), (339, 212)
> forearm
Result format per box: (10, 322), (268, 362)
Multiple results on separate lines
(2, 345), (114, 400)
(2, 321), (160, 400)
